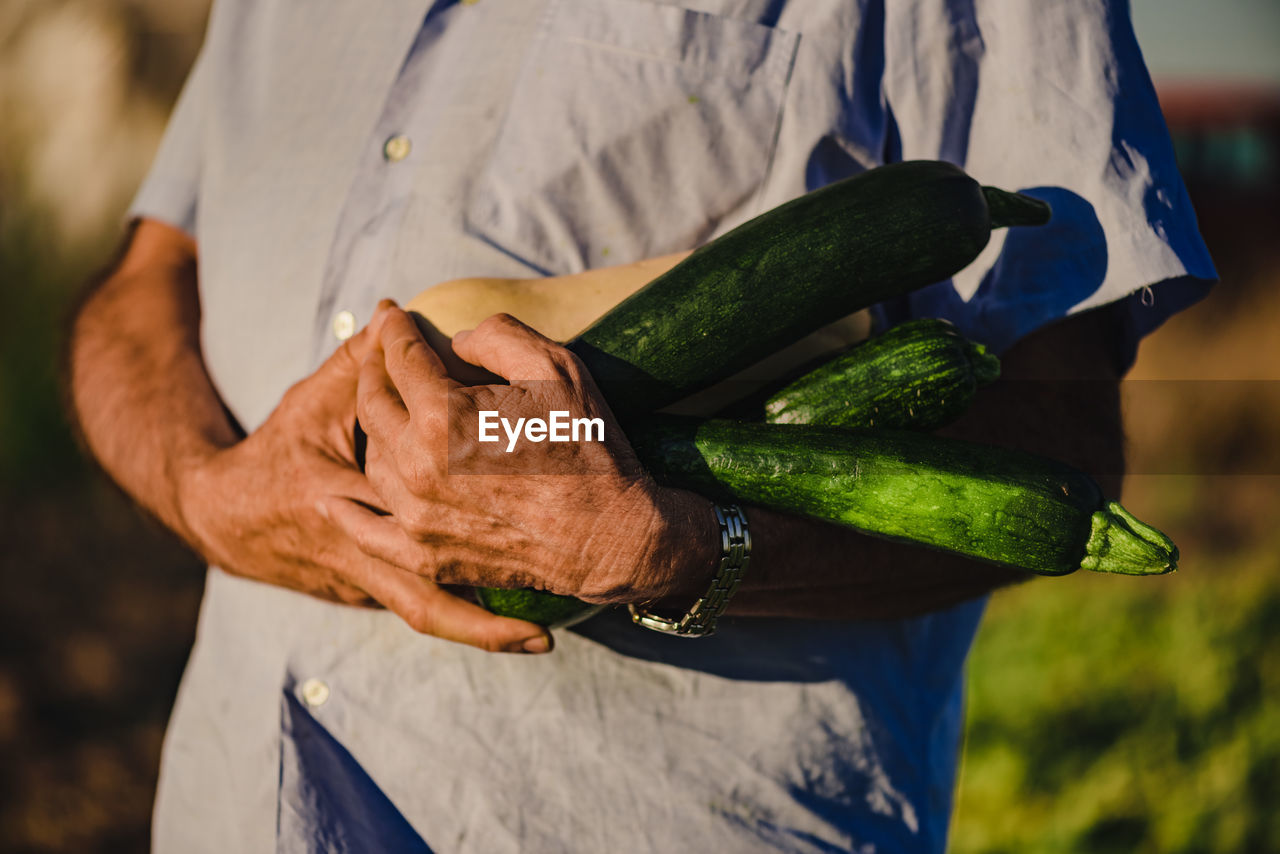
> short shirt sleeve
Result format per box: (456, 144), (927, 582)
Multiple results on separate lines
(128, 47), (210, 237)
(876, 0), (1217, 367)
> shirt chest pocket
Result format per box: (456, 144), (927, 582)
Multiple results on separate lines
(464, 0), (799, 275)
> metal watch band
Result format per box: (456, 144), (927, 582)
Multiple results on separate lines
(628, 504), (751, 638)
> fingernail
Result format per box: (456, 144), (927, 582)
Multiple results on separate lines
(521, 634), (552, 654)
(452, 329), (472, 348)
(315, 499), (330, 520)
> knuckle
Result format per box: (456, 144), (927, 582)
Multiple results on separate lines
(389, 334), (422, 363)
(362, 439), (384, 471)
(430, 559), (461, 587)
(279, 378), (310, 410)
(376, 306), (409, 337)
(477, 632), (512, 654)
(402, 505), (434, 537)
(480, 312), (520, 334)
(354, 388), (378, 424)
(447, 401), (475, 436)
(469, 314), (506, 344)
(543, 347), (588, 388)
(554, 356), (584, 387)
(463, 386), (499, 414)
(350, 523), (376, 554)
(403, 606), (437, 636)
(401, 453), (439, 495)
(333, 336), (361, 369)
(335, 585), (378, 608)
(517, 350), (562, 384)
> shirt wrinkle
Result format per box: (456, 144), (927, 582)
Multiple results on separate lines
(133, 2), (1214, 852)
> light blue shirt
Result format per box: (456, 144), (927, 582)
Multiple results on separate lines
(132, 1), (1214, 851)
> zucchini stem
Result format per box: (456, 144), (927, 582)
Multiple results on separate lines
(967, 341), (1001, 386)
(983, 187), (1052, 229)
(1080, 501), (1179, 575)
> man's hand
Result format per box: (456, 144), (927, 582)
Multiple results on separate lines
(174, 322), (376, 605)
(72, 219), (1127, 636)
(176, 322), (560, 652)
(328, 299), (1126, 623)
(69, 220), (556, 653)
(325, 306), (719, 605)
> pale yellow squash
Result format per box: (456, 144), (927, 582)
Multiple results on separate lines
(406, 252), (691, 341)
(406, 252), (872, 414)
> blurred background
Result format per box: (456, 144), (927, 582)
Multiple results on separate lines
(0, 0), (1276, 851)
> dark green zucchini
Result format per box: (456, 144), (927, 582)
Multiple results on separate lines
(482, 413), (1174, 627)
(474, 587), (606, 630)
(566, 161), (1048, 419)
(629, 417), (1177, 577)
(475, 321), (1001, 628)
(763, 318), (1000, 430)
(476, 161), (1054, 625)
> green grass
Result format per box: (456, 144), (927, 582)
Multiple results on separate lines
(0, 210), (101, 494)
(952, 537), (1280, 853)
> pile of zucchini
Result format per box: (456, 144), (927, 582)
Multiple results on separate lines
(471, 161), (1178, 628)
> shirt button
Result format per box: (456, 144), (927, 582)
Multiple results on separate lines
(332, 310), (356, 341)
(383, 134), (412, 162)
(300, 678), (330, 708)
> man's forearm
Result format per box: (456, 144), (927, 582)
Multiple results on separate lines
(68, 222), (558, 648)
(715, 304), (1127, 620)
(67, 220), (239, 546)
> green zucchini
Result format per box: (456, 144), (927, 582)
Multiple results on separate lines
(484, 413), (1175, 628)
(476, 321), (1002, 628)
(476, 161), (1053, 625)
(762, 318), (1000, 430)
(474, 587), (606, 630)
(566, 160), (1048, 419)
(629, 417), (1177, 577)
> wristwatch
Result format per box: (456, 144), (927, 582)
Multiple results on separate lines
(628, 503), (751, 638)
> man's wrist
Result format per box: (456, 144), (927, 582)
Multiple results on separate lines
(630, 502), (751, 636)
(638, 487), (723, 605)
(168, 439), (235, 561)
